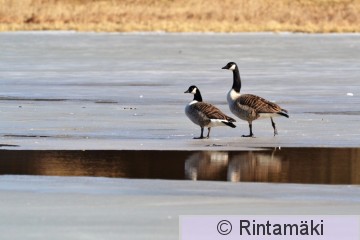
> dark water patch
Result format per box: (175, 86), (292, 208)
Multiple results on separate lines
(4, 134), (50, 138)
(94, 100), (119, 104)
(0, 148), (359, 185)
(307, 111), (360, 115)
(0, 97), (67, 102)
(0, 144), (19, 148)
(0, 97), (140, 108)
(206, 144), (224, 147)
(0, 96), (116, 104)
(56, 82), (170, 87)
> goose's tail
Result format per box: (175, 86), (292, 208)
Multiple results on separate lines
(222, 121), (236, 128)
(278, 109), (289, 118)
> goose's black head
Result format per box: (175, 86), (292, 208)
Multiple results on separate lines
(222, 62), (238, 71)
(184, 85), (202, 102)
(184, 85), (198, 95)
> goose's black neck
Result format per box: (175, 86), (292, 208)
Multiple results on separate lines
(193, 90), (203, 102)
(232, 67), (242, 93)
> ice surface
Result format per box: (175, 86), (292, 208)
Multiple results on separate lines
(1, 32), (360, 150)
(0, 175), (359, 240)
(1, 32), (359, 240)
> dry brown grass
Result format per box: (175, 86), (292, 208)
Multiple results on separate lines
(1, 0), (360, 32)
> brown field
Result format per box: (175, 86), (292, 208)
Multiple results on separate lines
(1, 0), (360, 32)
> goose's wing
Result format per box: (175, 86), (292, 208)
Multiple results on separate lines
(193, 102), (236, 122)
(238, 94), (286, 113)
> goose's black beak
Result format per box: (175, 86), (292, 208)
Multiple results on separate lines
(221, 66), (228, 69)
(184, 90), (190, 93)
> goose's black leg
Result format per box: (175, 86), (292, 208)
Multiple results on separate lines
(194, 127), (205, 139)
(242, 123), (254, 137)
(206, 127), (211, 138)
(271, 117), (278, 136)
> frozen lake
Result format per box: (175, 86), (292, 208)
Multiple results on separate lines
(1, 32), (360, 150)
(1, 175), (360, 240)
(1, 31), (360, 239)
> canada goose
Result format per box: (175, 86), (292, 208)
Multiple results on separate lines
(222, 62), (289, 137)
(185, 85), (236, 139)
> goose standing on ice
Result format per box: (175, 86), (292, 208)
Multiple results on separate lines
(222, 62), (289, 137)
(184, 85), (236, 139)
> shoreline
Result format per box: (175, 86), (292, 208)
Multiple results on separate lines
(0, 26), (360, 35)
(1, 0), (360, 33)
(2, 30), (360, 35)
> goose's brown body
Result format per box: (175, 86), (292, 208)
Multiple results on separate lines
(222, 62), (289, 137)
(186, 101), (236, 128)
(185, 85), (236, 139)
(228, 91), (288, 122)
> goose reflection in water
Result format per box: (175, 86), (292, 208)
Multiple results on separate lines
(185, 151), (229, 181)
(227, 151), (284, 182)
(185, 149), (285, 182)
